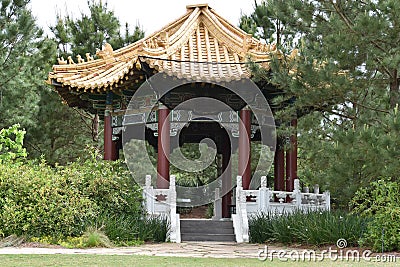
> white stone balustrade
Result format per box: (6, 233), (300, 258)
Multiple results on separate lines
(233, 176), (330, 243)
(212, 187), (222, 220)
(143, 175), (181, 243)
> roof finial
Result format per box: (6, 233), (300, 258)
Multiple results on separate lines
(186, 3), (209, 10)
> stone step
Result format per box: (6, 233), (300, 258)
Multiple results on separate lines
(180, 219), (235, 242)
(180, 219), (233, 228)
(181, 233), (235, 242)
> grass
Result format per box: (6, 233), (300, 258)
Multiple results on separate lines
(0, 254), (397, 267)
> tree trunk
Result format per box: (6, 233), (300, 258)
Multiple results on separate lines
(92, 113), (99, 142)
(389, 69), (399, 109)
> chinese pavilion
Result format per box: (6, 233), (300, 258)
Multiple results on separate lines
(47, 4), (317, 242)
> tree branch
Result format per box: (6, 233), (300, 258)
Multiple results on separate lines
(350, 100), (390, 114)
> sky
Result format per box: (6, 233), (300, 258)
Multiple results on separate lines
(29, 0), (256, 36)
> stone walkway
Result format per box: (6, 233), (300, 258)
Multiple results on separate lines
(0, 242), (268, 258)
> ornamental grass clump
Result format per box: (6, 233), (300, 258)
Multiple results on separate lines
(249, 210), (367, 246)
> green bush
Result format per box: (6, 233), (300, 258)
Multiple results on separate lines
(58, 153), (143, 217)
(351, 180), (400, 252)
(0, 153), (168, 244)
(0, 160), (96, 238)
(249, 210), (367, 246)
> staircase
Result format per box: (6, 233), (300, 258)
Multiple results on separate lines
(180, 219), (235, 242)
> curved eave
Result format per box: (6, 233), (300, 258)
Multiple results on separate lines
(48, 4), (292, 99)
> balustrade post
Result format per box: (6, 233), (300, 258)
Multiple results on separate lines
(213, 188), (222, 220)
(314, 184), (320, 194)
(145, 174), (152, 188)
(259, 176), (268, 213)
(294, 179), (302, 209)
(168, 175), (180, 242)
(324, 191), (331, 211)
(143, 175), (154, 214)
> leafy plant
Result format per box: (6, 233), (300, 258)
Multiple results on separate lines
(0, 124), (27, 162)
(351, 180), (400, 252)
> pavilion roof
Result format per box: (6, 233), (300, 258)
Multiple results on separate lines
(48, 3), (285, 94)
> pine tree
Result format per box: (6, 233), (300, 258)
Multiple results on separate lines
(241, 0), (400, 207)
(0, 0), (55, 129)
(51, 0), (144, 59)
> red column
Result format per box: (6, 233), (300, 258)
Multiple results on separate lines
(104, 109), (113, 161)
(274, 138), (285, 191)
(111, 139), (119, 160)
(221, 138), (232, 218)
(157, 104), (170, 189)
(286, 119), (298, 192)
(239, 107), (251, 190)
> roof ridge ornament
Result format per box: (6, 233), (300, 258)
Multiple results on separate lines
(67, 56), (75, 64)
(143, 30), (169, 50)
(242, 33), (255, 54)
(57, 57), (67, 65)
(96, 43), (115, 62)
(76, 54), (85, 63)
(86, 53), (94, 62)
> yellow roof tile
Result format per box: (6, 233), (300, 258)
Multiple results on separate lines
(49, 4), (283, 91)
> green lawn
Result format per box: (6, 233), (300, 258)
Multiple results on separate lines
(0, 254), (397, 267)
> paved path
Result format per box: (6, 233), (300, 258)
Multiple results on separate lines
(0, 242), (268, 258)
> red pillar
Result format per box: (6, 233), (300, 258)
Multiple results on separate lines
(221, 138), (232, 218)
(157, 104), (170, 189)
(286, 119), (298, 192)
(104, 92), (116, 161)
(104, 113), (113, 160)
(111, 139), (119, 160)
(239, 107), (251, 190)
(274, 138), (285, 191)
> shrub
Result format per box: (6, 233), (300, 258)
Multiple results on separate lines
(0, 160), (96, 238)
(58, 153), (143, 217)
(0, 153), (168, 245)
(351, 180), (400, 252)
(249, 210), (367, 246)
